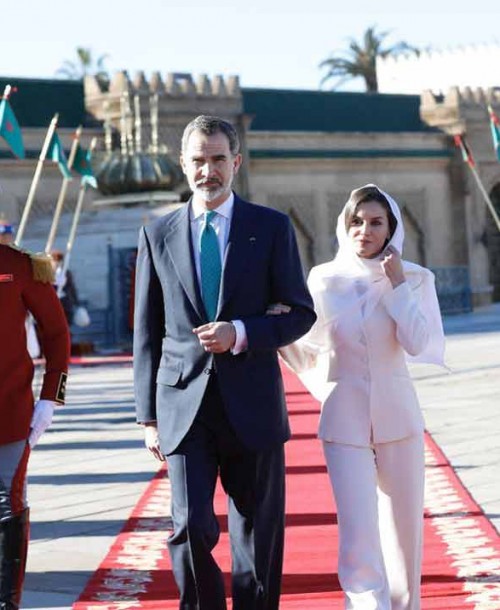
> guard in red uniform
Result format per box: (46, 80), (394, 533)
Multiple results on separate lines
(0, 244), (70, 610)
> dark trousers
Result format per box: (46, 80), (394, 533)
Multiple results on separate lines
(0, 441), (31, 609)
(166, 377), (285, 610)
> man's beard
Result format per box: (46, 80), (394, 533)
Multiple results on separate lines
(189, 176), (233, 203)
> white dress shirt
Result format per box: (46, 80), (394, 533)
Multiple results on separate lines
(190, 193), (247, 353)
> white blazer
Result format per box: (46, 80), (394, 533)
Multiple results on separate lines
(281, 275), (429, 447)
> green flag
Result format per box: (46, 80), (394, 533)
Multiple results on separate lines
(0, 98), (25, 158)
(46, 131), (72, 178)
(73, 143), (97, 188)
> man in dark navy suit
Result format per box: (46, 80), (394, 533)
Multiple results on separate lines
(133, 115), (316, 610)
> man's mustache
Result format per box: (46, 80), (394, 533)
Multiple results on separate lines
(196, 178), (222, 187)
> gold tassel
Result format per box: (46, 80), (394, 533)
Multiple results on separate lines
(30, 252), (55, 283)
(7, 244), (55, 283)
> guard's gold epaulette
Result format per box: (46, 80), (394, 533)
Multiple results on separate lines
(8, 244), (55, 283)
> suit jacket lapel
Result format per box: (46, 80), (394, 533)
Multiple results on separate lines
(163, 204), (206, 321)
(218, 197), (254, 316)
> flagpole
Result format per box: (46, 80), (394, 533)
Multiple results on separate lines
(45, 126), (81, 253)
(1, 84), (12, 100)
(15, 113), (59, 246)
(58, 137), (97, 297)
(468, 163), (500, 233)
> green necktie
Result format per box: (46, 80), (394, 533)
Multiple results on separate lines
(200, 211), (222, 321)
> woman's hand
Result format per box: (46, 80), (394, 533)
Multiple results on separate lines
(381, 246), (406, 289)
(266, 303), (291, 315)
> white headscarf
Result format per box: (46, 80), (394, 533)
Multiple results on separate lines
(306, 184), (446, 368)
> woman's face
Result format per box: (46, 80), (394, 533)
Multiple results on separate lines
(347, 200), (391, 259)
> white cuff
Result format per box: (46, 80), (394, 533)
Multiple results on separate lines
(231, 319), (248, 355)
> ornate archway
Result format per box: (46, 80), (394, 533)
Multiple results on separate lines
(401, 206), (426, 265)
(288, 208), (314, 272)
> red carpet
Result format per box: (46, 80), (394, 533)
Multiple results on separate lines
(73, 368), (500, 609)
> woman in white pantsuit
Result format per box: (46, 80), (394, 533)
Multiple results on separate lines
(277, 185), (446, 610)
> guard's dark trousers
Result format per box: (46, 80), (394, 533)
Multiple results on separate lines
(0, 509), (29, 610)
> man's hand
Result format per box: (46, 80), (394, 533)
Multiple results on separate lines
(143, 422), (165, 462)
(381, 246), (406, 289)
(29, 400), (56, 448)
(193, 322), (236, 353)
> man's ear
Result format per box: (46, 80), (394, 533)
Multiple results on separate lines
(233, 153), (243, 175)
(180, 155), (187, 175)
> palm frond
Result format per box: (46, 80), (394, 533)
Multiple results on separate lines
(319, 25), (419, 92)
(56, 46), (111, 82)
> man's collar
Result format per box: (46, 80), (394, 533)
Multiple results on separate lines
(190, 192), (234, 221)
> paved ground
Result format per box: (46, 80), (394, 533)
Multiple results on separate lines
(414, 302), (500, 533)
(20, 303), (500, 609)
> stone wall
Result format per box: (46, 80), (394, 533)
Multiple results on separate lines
(246, 130), (459, 276)
(378, 45), (500, 95)
(1, 74), (498, 341)
(421, 86), (500, 304)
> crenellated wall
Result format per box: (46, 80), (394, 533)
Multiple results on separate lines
(420, 86), (500, 136)
(378, 44), (500, 95)
(85, 71), (243, 152)
(419, 86), (500, 304)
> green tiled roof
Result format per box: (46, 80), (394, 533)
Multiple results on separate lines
(0, 78), (433, 134)
(0, 77), (87, 128)
(242, 88), (435, 133)
(249, 149), (450, 159)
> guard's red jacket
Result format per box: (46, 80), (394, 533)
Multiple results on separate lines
(0, 245), (70, 445)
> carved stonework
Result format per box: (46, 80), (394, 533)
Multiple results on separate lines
(84, 71), (250, 198)
(270, 193), (315, 235)
(389, 191), (426, 230)
(401, 207), (426, 264)
(85, 71), (243, 155)
(266, 193), (315, 268)
(327, 191), (350, 248)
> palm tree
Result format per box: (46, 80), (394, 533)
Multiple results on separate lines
(57, 47), (110, 89)
(319, 26), (418, 92)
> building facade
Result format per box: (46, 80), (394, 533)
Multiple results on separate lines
(1, 72), (499, 349)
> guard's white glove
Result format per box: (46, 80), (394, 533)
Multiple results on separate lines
(29, 400), (56, 448)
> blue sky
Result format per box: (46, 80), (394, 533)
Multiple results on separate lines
(1, 0), (499, 90)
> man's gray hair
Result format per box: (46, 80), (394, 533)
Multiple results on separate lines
(181, 115), (240, 156)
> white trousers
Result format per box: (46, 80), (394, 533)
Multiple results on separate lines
(323, 434), (425, 610)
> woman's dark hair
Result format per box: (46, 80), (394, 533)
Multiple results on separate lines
(344, 186), (398, 239)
